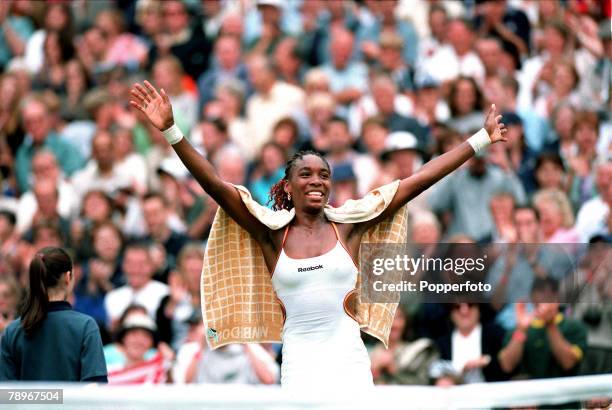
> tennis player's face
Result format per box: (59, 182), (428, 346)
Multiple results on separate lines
(288, 155), (331, 211)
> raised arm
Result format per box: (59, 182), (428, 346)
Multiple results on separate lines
(129, 81), (272, 244)
(357, 105), (507, 233)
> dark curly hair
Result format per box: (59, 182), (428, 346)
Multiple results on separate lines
(268, 150), (330, 211)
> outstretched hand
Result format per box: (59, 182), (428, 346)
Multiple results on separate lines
(130, 81), (174, 131)
(484, 104), (507, 144)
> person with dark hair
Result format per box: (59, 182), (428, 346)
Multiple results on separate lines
(432, 302), (506, 384)
(0, 209), (18, 275)
(129, 80), (507, 389)
(104, 306), (173, 385)
(197, 34), (249, 113)
(421, 18), (485, 84)
(534, 152), (567, 192)
(446, 76), (486, 135)
(249, 142), (287, 207)
(141, 192), (189, 274)
(31, 30), (75, 94)
(148, 0), (211, 80)
(370, 308), (439, 385)
(104, 243), (168, 331)
(74, 221), (125, 336)
(485, 112), (539, 195)
(498, 277), (588, 381)
(0, 275), (21, 339)
(473, 0), (531, 70)
(0, 247), (107, 382)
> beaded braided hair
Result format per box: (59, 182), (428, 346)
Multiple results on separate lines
(268, 150), (330, 211)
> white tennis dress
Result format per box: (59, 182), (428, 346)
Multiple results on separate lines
(271, 223), (374, 389)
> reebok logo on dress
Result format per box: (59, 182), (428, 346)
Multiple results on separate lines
(298, 265), (323, 272)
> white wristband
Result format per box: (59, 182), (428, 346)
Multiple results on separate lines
(162, 123), (184, 145)
(467, 128), (491, 154)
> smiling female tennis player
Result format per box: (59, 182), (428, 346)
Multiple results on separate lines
(129, 80), (506, 388)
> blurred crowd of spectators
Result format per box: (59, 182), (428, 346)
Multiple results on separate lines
(0, 0), (610, 387)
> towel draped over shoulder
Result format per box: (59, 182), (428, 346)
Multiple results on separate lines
(200, 180), (408, 349)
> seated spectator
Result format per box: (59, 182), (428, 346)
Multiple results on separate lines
(432, 127), (463, 158)
(31, 30), (74, 94)
(16, 149), (78, 234)
(534, 152), (567, 194)
(60, 59), (91, 122)
(433, 302), (506, 384)
(156, 244), (204, 351)
(0, 210), (19, 275)
(350, 74), (426, 144)
(533, 60), (581, 119)
(248, 0), (286, 56)
(113, 127), (148, 195)
(94, 8), (148, 70)
(533, 189), (580, 243)
(74, 222), (125, 332)
(378, 131), (428, 212)
(245, 54), (304, 158)
(360, 116), (388, 159)
(485, 74), (549, 153)
(473, 0), (530, 70)
(21, 178), (72, 246)
(297, 92), (336, 152)
(133, 0), (163, 49)
(370, 307), (439, 385)
(412, 76), (450, 130)
(14, 220), (66, 284)
(214, 145), (247, 186)
(0, 72), (26, 156)
(105, 309), (174, 384)
(517, 19), (569, 111)
(416, 4), (449, 68)
(71, 190), (115, 260)
(329, 163), (358, 207)
(445, 76), (485, 136)
(321, 28), (368, 109)
(358, 0), (419, 68)
(575, 159), (612, 242)
(367, 31), (415, 94)
(564, 238), (612, 375)
(152, 56), (197, 132)
(273, 37), (305, 86)
(141, 192), (189, 275)
(173, 311), (279, 385)
(15, 95), (84, 193)
(489, 189), (517, 243)
(190, 116), (230, 164)
(475, 36), (506, 79)
(428, 151), (526, 243)
(0, 276), (21, 339)
(325, 116), (379, 197)
(421, 18), (485, 85)
(71, 130), (134, 200)
(498, 277), (588, 380)
(249, 142), (287, 207)
(270, 118), (300, 157)
(486, 112), (539, 195)
(487, 206), (574, 326)
(197, 34), (249, 113)
(104, 243), (169, 330)
(214, 79), (250, 159)
(410, 211), (442, 254)
(567, 111), (600, 209)
(23, 2), (74, 75)
(0, 0), (35, 71)
(148, 0), (211, 81)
